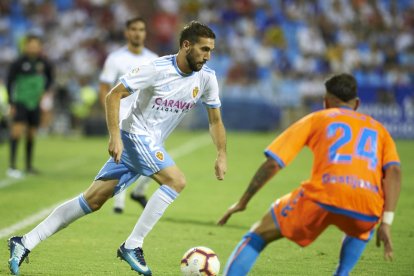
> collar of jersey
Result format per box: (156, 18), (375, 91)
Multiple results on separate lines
(339, 105), (353, 110)
(173, 55), (194, 77)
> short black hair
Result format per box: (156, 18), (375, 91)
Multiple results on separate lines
(324, 73), (358, 102)
(179, 21), (216, 47)
(126, 17), (145, 28)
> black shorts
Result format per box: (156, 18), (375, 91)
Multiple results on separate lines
(12, 103), (41, 127)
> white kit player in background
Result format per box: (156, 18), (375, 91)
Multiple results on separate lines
(8, 21), (227, 276)
(99, 17), (158, 214)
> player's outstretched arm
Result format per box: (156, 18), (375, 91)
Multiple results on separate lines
(105, 83), (130, 163)
(218, 158), (281, 225)
(376, 165), (401, 261)
(207, 108), (227, 180)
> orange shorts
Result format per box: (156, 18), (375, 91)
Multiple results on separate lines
(271, 187), (377, 247)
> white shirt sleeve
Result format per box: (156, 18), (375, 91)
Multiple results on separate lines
(201, 72), (221, 108)
(99, 54), (118, 84)
(119, 63), (157, 94)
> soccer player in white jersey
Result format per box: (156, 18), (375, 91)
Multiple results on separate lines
(99, 17), (158, 214)
(8, 21), (226, 276)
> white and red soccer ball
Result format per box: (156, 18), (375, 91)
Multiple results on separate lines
(180, 246), (220, 276)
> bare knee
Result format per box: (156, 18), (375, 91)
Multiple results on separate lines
(152, 166), (187, 193)
(83, 192), (107, 211)
(166, 173), (186, 193)
(83, 179), (118, 211)
(250, 212), (282, 244)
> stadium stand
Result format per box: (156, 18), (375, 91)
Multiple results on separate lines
(1, 0), (413, 137)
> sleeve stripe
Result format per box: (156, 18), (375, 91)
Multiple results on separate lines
(203, 103), (221, 108)
(119, 78), (134, 94)
(264, 150), (285, 168)
(382, 161), (400, 170)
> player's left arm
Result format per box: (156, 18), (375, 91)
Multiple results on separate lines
(206, 107), (227, 180)
(376, 129), (402, 261)
(40, 60), (54, 108)
(44, 59), (54, 91)
(376, 164), (401, 261)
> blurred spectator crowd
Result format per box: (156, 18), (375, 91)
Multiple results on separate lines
(0, 0), (413, 134)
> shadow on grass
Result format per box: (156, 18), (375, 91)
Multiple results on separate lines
(161, 216), (249, 230)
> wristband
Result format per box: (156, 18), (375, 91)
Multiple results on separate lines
(382, 211), (394, 225)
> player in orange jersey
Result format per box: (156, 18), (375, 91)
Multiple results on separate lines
(218, 73), (401, 276)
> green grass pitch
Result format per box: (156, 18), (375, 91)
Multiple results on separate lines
(0, 131), (413, 275)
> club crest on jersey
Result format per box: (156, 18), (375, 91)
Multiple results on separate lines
(128, 67), (140, 76)
(155, 151), (164, 161)
(192, 87), (199, 98)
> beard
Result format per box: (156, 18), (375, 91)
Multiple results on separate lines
(129, 36), (143, 48)
(185, 49), (205, 72)
(130, 40), (142, 48)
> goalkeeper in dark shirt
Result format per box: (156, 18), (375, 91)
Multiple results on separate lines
(6, 35), (53, 178)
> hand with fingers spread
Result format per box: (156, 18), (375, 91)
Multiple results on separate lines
(376, 223), (394, 261)
(217, 201), (246, 226)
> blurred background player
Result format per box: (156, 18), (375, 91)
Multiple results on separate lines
(219, 73), (401, 275)
(6, 34), (53, 178)
(99, 16), (158, 214)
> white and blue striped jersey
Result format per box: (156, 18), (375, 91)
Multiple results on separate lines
(119, 54), (221, 143)
(99, 46), (158, 119)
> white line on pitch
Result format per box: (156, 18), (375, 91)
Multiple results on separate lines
(0, 158), (90, 189)
(0, 178), (20, 189)
(0, 133), (211, 239)
(0, 203), (63, 239)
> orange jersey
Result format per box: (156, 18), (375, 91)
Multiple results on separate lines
(266, 107), (400, 218)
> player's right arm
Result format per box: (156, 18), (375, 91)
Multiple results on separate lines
(6, 59), (19, 117)
(99, 82), (111, 108)
(218, 114), (313, 226)
(105, 83), (129, 163)
(218, 158), (281, 225)
(107, 62), (157, 162)
(99, 54), (118, 108)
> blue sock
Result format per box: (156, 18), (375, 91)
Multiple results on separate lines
(334, 231), (374, 276)
(224, 232), (266, 276)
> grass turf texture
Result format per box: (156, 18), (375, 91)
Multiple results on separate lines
(0, 131), (413, 275)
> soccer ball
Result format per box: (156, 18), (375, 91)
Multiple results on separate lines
(180, 246), (220, 276)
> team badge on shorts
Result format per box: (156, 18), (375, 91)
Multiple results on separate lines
(155, 151), (165, 161)
(192, 87), (199, 98)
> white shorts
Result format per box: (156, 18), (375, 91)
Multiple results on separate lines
(94, 130), (175, 195)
